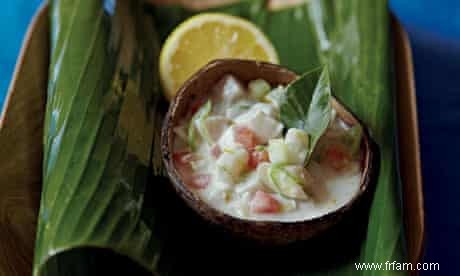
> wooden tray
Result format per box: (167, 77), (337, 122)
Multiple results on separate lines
(0, 3), (424, 276)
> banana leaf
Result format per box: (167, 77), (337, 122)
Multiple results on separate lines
(35, 0), (406, 275)
(35, 0), (165, 275)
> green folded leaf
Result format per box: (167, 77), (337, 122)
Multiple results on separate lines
(281, 67), (332, 165)
(35, 0), (164, 275)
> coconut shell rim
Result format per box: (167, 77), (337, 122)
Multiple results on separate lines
(161, 59), (377, 243)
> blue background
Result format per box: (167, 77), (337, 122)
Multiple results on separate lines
(1, 1), (458, 275)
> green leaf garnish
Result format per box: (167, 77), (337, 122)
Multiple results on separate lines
(280, 67), (332, 166)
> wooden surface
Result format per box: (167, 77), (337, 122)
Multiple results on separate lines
(0, 1), (424, 275)
(392, 18), (425, 268)
(0, 4), (48, 276)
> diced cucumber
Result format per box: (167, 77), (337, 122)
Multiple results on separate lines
(267, 139), (290, 164)
(268, 165), (308, 200)
(235, 163), (274, 195)
(188, 100), (212, 150)
(251, 102), (279, 118)
(280, 165), (305, 184)
(188, 123), (198, 152)
(225, 101), (253, 119)
(264, 85), (286, 108)
(196, 120), (213, 145)
(267, 129), (311, 165)
(249, 79), (271, 100)
(216, 147), (249, 179)
(196, 102), (213, 145)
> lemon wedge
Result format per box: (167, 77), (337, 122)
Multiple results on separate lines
(159, 13), (279, 100)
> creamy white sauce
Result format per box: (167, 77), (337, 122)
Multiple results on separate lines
(173, 75), (362, 222)
(197, 162), (361, 222)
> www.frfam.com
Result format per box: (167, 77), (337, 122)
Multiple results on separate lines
(355, 261), (440, 271)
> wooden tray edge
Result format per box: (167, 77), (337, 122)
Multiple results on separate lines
(0, 4), (425, 275)
(0, 4), (49, 276)
(392, 16), (426, 268)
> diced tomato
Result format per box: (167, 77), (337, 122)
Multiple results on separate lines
(189, 98), (206, 115)
(173, 151), (195, 180)
(210, 144), (222, 159)
(234, 126), (259, 150)
(187, 174), (211, 189)
(323, 144), (351, 170)
(250, 191), (281, 214)
(173, 151), (195, 165)
(173, 152), (209, 189)
(248, 149), (269, 169)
